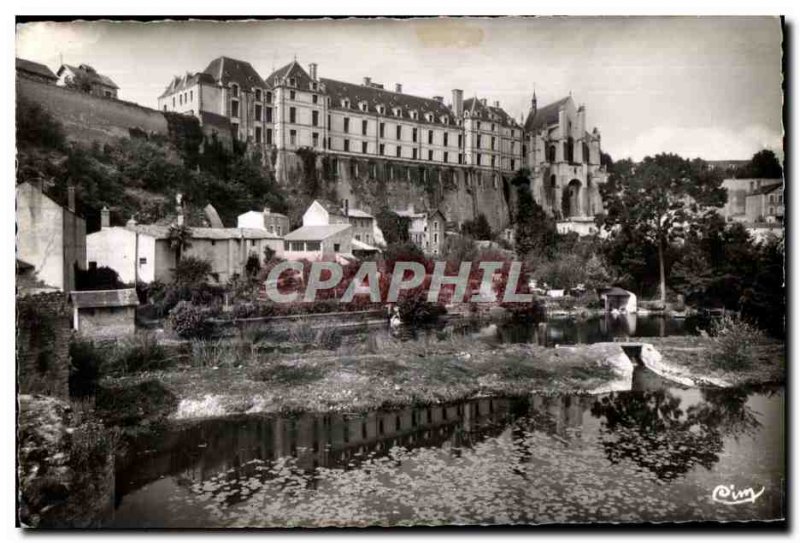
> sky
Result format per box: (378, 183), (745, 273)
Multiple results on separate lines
(15, 17), (784, 162)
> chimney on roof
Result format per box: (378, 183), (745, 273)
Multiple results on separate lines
(67, 186), (76, 213)
(395, 83), (402, 93)
(433, 96), (443, 103)
(493, 100), (500, 108)
(309, 63), (318, 81)
(363, 76), (371, 86)
(452, 89), (463, 117)
(263, 207), (271, 215)
(126, 216), (137, 228)
(480, 98), (487, 106)
(101, 206), (110, 228)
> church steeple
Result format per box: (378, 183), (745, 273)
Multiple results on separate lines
(531, 87), (538, 114)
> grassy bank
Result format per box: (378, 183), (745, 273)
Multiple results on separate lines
(100, 336), (622, 419)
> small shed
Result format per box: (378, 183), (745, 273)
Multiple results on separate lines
(600, 287), (637, 313)
(69, 289), (139, 339)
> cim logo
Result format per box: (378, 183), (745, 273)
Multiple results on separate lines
(711, 484), (765, 505)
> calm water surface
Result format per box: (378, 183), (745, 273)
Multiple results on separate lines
(111, 368), (784, 527)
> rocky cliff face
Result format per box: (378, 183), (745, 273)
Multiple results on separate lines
(278, 149), (514, 232)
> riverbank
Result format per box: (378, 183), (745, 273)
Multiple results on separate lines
(97, 333), (785, 422)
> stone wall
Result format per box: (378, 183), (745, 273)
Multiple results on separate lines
(78, 306), (136, 339)
(16, 293), (72, 399)
(279, 149), (513, 233)
(17, 77), (168, 146)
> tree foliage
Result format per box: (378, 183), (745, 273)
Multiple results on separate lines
(375, 207), (411, 246)
(600, 154), (726, 302)
(512, 169), (558, 259)
(734, 149), (783, 179)
(462, 213), (492, 240)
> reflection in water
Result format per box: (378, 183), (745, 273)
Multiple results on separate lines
(112, 382), (784, 527)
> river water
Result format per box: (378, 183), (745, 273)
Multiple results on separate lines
(110, 365), (784, 527)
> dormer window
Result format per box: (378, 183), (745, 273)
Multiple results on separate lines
(231, 84), (239, 98)
(341, 98), (350, 109)
(359, 101), (368, 112)
(410, 110), (418, 120)
(310, 82), (317, 91)
(377, 105), (385, 115)
(393, 107), (401, 117)
(425, 112), (434, 123)
(441, 115), (449, 124)
(289, 78), (297, 87)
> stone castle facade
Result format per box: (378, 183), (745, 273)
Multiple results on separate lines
(158, 56), (607, 232)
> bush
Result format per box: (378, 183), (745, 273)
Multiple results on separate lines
(68, 340), (103, 397)
(708, 315), (767, 370)
(111, 334), (170, 374)
(168, 301), (216, 339)
(174, 256), (212, 286)
(397, 289), (446, 324)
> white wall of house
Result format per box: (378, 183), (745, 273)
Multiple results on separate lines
(86, 228), (158, 284)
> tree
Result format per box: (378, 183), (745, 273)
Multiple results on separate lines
(375, 207), (411, 246)
(512, 169), (558, 259)
(600, 154), (726, 303)
(63, 70), (94, 94)
(462, 213), (492, 240)
(173, 256), (212, 287)
(735, 149), (783, 179)
(167, 223), (193, 268)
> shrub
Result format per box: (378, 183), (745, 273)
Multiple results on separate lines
(95, 380), (178, 426)
(111, 334), (170, 374)
(708, 315), (766, 370)
(502, 299), (546, 322)
(68, 340), (103, 398)
(168, 301), (215, 339)
(397, 289), (446, 324)
(174, 256), (212, 286)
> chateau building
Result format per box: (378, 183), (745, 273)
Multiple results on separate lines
(158, 56), (608, 233)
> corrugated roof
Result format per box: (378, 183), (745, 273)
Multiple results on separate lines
(58, 64), (119, 89)
(320, 77), (456, 126)
(202, 56), (266, 90)
(70, 289), (139, 308)
(524, 96), (570, 132)
(16, 58), (57, 81)
(124, 224), (281, 240)
(284, 224), (352, 241)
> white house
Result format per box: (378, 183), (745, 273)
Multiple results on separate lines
(282, 223), (353, 262)
(16, 182), (86, 292)
(237, 208), (290, 236)
(395, 206), (447, 255)
(301, 199), (380, 254)
(87, 212), (284, 284)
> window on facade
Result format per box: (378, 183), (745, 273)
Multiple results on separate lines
(566, 137), (575, 163)
(290, 90), (296, 100)
(266, 91), (272, 103)
(412, 128), (418, 142)
(172, 97), (175, 107)
(344, 118), (350, 133)
(362, 120), (368, 135)
(255, 104), (262, 122)
(548, 145), (557, 163)
(413, 148), (418, 160)
(289, 78), (296, 87)
(458, 134), (463, 148)
(444, 151), (449, 163)
(344, 139), (350, 152)
(290, 129), (297, 145)
(255, 126), (262, 144)
(379, 123), (385, 138)
(179, 94), (183, 105)
(350, 161), (357, 177)
(511, 159), (515, 171)
(232, 122), (239, 140)
(255, 89), (262, 101)
(265, 107), (273, 123)
(333, 243), (340, 252)
(491, 156), (496, 167)
(428, 150), (433, 161)
(428, 130), (433, 144)
(477, 121), (481, 130)
(289, 107), (296, 124)
(312, 132), (319, 147)
(231, 84), (239, 98)
(266, 128), (273, 145)
(362, 141), (368, 154)
(312, 110), (319, 126)
(312, 94), (318, 104)
(477, 153), (482, 166)
(307, 241), (321, 251)
(139, 257), (147, 265)
(396, 125), (402, 139)
(396, 146), (401, 158)
(458, 153), (463, 165)
(443, 133), (449, 146)
(491, 137), (496, 150)
(231, 100), (239, 118)
(380, 144), (385, 156)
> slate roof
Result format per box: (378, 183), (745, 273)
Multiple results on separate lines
(58, 64), (119, 89)
(284, 224), (352, 241)
(264, 60), (314, 90)
(320, 77), (457, 127)
(159, 71), (216, 98)
(524, 96), (571, 132)
(203, 56), (266, 90)
(463, 98), (518, 127)
(70, 289), (139, 309)
(748, 182), (783, 196)
(16, 58), (57, 81)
